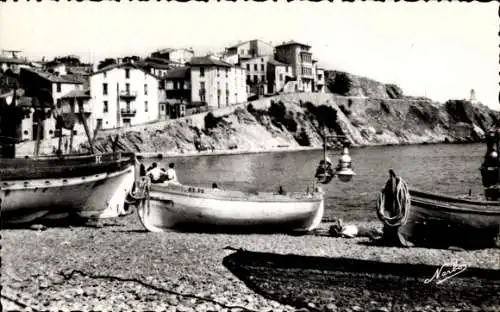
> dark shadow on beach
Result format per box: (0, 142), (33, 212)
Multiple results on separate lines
(222, 249), (500, 311)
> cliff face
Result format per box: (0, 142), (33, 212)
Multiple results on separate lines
(86, 73), (499, 154)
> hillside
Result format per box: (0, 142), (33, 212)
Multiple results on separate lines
(83, 76), (499, 155)
(16, 70), (497, 156)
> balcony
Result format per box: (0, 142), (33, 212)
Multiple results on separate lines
(119, 90), (137, 100)
(121, 108), (137, 117)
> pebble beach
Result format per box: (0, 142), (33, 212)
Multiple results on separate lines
(1, 213), (499, 312)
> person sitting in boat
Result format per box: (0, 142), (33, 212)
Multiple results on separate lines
(146, 162), (165, 184)
(164, 163), (179, 185)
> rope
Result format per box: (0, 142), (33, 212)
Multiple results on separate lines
(376, 170), (411, 227)
(125, 177), (151, 205)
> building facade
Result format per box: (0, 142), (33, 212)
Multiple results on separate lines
(19, 67), (85, 140)
(188, 56), (246, 109)
(88, 63), (160, 129)
(267, 60), (293, 94)
(313, 60), (326, 93)
(274, 41), (315, 92)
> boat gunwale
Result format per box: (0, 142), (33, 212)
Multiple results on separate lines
(149, 185), (324, 203)
(410, 197), (500, 215)
(410, 188), (500, 206)
(1, 165), (134, 191)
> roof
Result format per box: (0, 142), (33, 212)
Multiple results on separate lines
(0, 88), (25, 98)
(60, 89), (91, 99)
(23, 68), (86, 84)
(166, 67), (190, 79)
(138, 59), (179, 70)
(0, 56), (29, 64)
(227, 39), (272, 49)
(90, 62), (160, 79)
(268, 59), (289, 67)
(275, 41), (311, 49)
(187, 56), (233, 68)
(153, 48), (194, 54)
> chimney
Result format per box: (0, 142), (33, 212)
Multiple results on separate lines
(116, 58), (122, 65)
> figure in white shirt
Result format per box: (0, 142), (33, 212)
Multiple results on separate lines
(165, 162), (179, 184)
(146, 162), (164, 183)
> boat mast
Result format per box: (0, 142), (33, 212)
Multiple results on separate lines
(77, 96), (95, 154)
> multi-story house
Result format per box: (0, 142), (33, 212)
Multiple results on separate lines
(240, 55), (274, 95)
(188, 56), (247, 109)
(313, 60), (325, 93)
(274, 41), (315, 92)
(151, 48), (195, 65)
(88, 62), (160, 129)
(224, 39), (274, 63)
(19, 67), (86, 140)
(267, 59), (293, 94)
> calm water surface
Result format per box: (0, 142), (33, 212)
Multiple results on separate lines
(142, 143), (485, 222)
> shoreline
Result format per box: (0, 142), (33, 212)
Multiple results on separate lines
(134, 140), (481, 159)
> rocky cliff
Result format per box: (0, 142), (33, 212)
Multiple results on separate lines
(84, 71), (499, 155)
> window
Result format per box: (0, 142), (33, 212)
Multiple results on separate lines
(103, 72), (106, 78)
(254, 64), (257, 71)
(261, 58), (264, 62)
(103, 101), (108, 113)
(280, 73), (283, 81)
(261, 64), (264, 71)
(145, 101), (148, 112)
(126, 101), (131, 111)
(253, 75), (257, 83)
(217, 68), (220, 77)
(261, 75), (265, 82)
(225, 68), (229, 77)
(318, 74), (323, 80)
(174, 81), (178, 90)
(200, 67), (205, 77)
(56, 83), (61, 92)
(144, 84), (148, 95)
(200, 82), (205, 90)
(125, 69), (130, 79)
(103, 83), (108, 95)
(247, 75), (251, 83)
(161, 105), (165, 111)
(125, 83), (130, 92)
(246, 64), (250, 71)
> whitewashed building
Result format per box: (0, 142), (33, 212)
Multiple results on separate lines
(88, 63), (160, 129)
(188, 56), (246, 109)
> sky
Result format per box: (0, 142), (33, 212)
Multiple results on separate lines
(1, 1), (498, 109)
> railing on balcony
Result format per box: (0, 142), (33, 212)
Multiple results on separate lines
(121, 108), (137, 117)
(119, 90), (137, 99)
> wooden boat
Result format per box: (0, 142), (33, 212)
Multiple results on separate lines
(0, 86), (136, 225)
(1, 152), (136, 225)
(377, 171), (500, 249)
(134, 180), (325, 233)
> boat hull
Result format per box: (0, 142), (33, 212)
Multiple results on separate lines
(137, 183), (324, 233)
(0, 153), (136, 225)
(388, 189), (500, 248)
